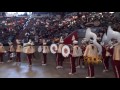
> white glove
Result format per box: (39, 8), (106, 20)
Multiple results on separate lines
(110, 45), (113, 49)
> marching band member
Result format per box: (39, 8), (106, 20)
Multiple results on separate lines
(8, 42), (15, 62)
(16, 39), (23, 65)
(102, 45), (111, 72)
(81, 43), (86, 68)
(42, 40), (49, 66)
(104, 26), (120, 78)
(83, 28), (102, 78)
(69, 40), (81, 75)
(108, 40), (120, 78)
(84, 39), (98, 78)
(76, 40), (86, 68)
(56, 37), (64, 69)
(24, 41), (34, 67)
(76, 44), (83, 68)
(0, 43), (6, 63)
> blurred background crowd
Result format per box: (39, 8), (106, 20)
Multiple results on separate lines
(0, 12), (120, 45)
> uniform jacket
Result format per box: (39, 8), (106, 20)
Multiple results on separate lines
(57, 44), (64, 53)
(113, 43), (120, 61)
(0, 45), (6, 53)
(42, 45), (49, 53)
(24, 45), (34, 54)
(84, 44), (98, 58)
(16, 44), (23, 52)
(72, 45), (82, 57)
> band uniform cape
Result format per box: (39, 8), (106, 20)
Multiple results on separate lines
(113, 43), (120, 61)
(58, 43), (64, 53)
(16, 45), (23, 52)
(0, 43), (6, 53)
(84, 44), (100, 64)
(16, 39), (23, 52)
(31, 42), (35, 53)
(42, 43), (50, 53)
(58, 37), (64, 54)
(72, 40), (82, 57)
(23, 43), (35, 54)
(72, 45), (82, 57)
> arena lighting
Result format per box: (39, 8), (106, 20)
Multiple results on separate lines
(82, 15), (85, 18)
(109, 12), (114, 14)
(99, 13), (102, 15)
(6, 12), (32, 17)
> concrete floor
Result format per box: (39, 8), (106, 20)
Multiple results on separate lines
(0, 52), (115, 78)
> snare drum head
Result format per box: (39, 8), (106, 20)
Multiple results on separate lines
(62, 45), (70, 57)
(50, 44), (57, 54)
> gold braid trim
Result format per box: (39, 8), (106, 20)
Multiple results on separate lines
(84, 56), (102, 64)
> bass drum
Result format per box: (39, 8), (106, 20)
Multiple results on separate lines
(50, 44), (58, 54)
(38, 46), (42, 52)
(62, 45), (70, 58)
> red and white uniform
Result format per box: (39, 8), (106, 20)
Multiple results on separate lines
(42, 43), (49, 65)
(84, 43), (98, 78)
(69, 40), (81, 74)
(56, 43), (64, 67)
(109, 43), (120, 78)
(76, 44), (85, 68)
(0, 44), (6, 63)
(102, 45), (111, 71)
(16, 44), (22, 62)
(31, 42), (36, 60)
(8, 44), (15, 61)
(24, 43), (34, 66)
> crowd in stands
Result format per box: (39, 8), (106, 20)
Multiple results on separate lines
(0, 16), (28, 45)
(0, 12), (120, 45)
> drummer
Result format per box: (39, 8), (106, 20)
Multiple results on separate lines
(16, 39), (23, 65)
(8, 42), (15, 62)
(42, 40), (49, 66)
(23, 41), (34, 67)
(69, 39), (81, 75)
(56, 37), (64, 69)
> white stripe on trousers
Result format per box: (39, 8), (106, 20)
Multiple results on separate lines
(115, 65), (119, 78)
(89, 65), (92, 77)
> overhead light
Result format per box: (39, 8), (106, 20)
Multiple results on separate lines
(109, 12), (114, 14)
